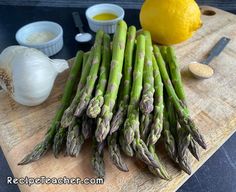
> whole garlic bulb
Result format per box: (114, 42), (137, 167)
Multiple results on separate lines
(0, 46), (69, 106)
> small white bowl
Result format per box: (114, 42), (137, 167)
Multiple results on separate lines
(86, 4), (125, 34)
(15, 21), (63, 56)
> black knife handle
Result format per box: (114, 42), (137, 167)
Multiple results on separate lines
(202, 37), (230, 65)
(72, 12), (84, 33)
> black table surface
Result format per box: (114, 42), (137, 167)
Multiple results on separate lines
(0, 5), (235, 192)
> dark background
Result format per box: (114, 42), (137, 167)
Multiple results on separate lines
(0, 0), (236, 11)
(0, 1), (236, 192)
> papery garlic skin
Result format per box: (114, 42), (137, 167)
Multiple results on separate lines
(0, 46), (69, 106)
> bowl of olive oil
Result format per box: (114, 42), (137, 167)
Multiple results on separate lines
(86, 4), (125, 34)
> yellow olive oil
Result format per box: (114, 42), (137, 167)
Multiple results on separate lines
(93, 13), (118, 21)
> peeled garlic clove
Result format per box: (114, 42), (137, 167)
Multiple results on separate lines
(0, 46), (69, 106)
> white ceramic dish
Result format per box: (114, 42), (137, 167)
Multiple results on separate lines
(15, 21), (63, 56)
(85, 4), (125, 34)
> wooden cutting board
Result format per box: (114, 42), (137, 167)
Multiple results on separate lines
(0, 6), (236, 192)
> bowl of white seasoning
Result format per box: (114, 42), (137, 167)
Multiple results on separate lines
(15, 21), (63, 56)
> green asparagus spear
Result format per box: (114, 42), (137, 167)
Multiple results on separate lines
(119, 130), (134, 157)
(74, 30), (104, 117)
(110, 26), (136, 134)
(63, 50), (94, 157)
(53, 127), (67, 158)
(148, 145), (171, 180)
(82, 115), (94, 140)
(97, 140), (106, 155)
(166, 46), (200, 160)
(124, 34), (145, 145)
(61, 49), (94, 128)
(162, 107), (178, 163)
(18, 51), (84, 165)
(140, 31), (154, 114)
(83, 51), (90, 67)
(153, 45), (206, 149)
(66, 118), (84, 157)
(140, 113), (153, 142)
(165, 96), (192, 174)
(176, 123), (192, 174)
(87, 34), (111, 118)
(91, 138), (105, 177)
(166, 97), (178, 137)
(146, 55), (164, 145)
(53, 51), (90, 157)
(166, 47), (186, 104)
(108, 132), (129, 172)
(159, 46), (168, 63)
(120, 35), (159, 168)
(188, 139), (200, 161)
(132, 133), (160, 168)
(96, 20), (127, 142)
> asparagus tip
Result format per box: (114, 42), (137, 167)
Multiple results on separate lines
(188, 140), (200, 161)
(52, 145), (60, 159)
(135, 139), (160, 168)
(95, 118), (110, 142)
(52, 128), (67, 159)
(92, 142), (105, 178)
(61, 107), (74, 128)
(194, 154), (200, 161)
(74, 102), (87, 117)
(18, 142), (48, 165)
(86, 96), (103, 119)
(110, 108), (124, 134)
(149, 165), (172, 181)
(140, 96), (154, 114)
(191, 131), (207, 150)
(108, 134), (129, 172)
(66, 124), (84, 157)
(178, 156), (192, 175)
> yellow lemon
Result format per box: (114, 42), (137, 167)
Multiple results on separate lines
(140, 0), (202, 45)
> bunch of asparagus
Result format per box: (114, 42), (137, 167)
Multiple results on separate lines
(18, 20), (206, 179)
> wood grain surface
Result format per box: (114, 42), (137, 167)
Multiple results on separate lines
(0, 6), (236, 192)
